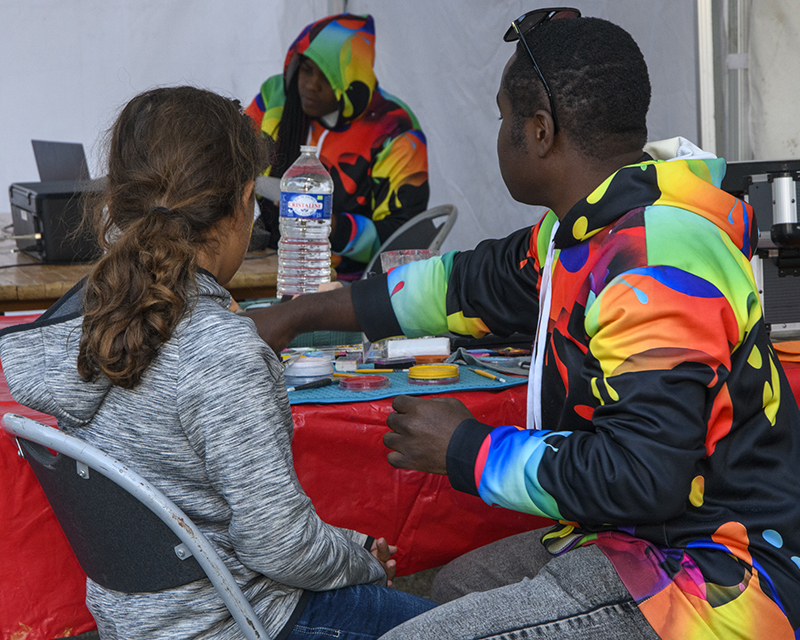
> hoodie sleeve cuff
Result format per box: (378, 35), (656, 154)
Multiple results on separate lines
(446, 419), (495, 496)
(350, 275), (403, 342)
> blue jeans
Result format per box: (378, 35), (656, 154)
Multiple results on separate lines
(379, 528), (659, 639)
(283, 583), (436, 640)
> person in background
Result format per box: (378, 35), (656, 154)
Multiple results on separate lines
(0, 86), (435, 640)
(244, 13), (429, 278)
(246, 10), (800, 640)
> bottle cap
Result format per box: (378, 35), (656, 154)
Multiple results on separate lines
(373, 357), (416, 370)
(284, 355), (333, 387)
(339, 375), (391, 391)
(300, 145), (317, 154)
(407, 364), (460, 385)
(414, 354), (448, 364)
(284, 356), (333, 376)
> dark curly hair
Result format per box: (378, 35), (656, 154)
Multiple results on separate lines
(77, 86), (271, 389)
(504, 17), (651, 159)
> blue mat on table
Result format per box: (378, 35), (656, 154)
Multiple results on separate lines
(288, 365), (527, 405)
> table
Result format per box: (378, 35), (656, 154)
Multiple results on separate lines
(0, 212), (279, 312)
(4, 307), (799, 640)
(0, 314), (545, 640)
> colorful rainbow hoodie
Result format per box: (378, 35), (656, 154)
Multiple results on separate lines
(351, 142), (800, 638)
(244, 14), (429, 270)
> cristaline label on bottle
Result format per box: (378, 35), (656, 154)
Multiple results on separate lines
(280, 192), (332, 219)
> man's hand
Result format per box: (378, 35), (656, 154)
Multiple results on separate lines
(244, 285), (360, 353)
(384, 395), (475, 474)
(244, 303), (300, 353)
(369, 537), (397, 586)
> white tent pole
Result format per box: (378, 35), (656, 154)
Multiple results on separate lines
(697, 0), (717, 154)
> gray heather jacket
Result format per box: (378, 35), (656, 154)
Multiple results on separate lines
(0, 272), (385, 639)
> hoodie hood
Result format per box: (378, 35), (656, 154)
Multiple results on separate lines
(0, 280), (109, 427)
(554, 137), (757, 261)
(284, 13), (377, 128)
(0, 272), (231, 429)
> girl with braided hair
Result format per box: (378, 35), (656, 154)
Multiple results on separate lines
(0, 86), (434, 640)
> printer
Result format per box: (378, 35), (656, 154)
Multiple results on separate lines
(9, 179), (102, 264)
(8, 140), (102, 264)
(721, 159), (800, 336)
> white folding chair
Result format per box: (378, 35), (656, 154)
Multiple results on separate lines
(363, 204), (459, 277)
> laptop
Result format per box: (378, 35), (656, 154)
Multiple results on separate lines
(31, 139), (91, 182)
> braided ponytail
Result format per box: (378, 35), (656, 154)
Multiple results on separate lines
(271, 69), (310, 179)
(77, 87), (270, 388)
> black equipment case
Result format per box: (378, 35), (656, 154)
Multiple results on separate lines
(9, 180), (102, 264)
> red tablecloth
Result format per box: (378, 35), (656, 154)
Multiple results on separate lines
(0, 316), (92, 640)
(291, 386), (545, 574)
(0, 314), (545, 640)
(3, 309), (800, 640)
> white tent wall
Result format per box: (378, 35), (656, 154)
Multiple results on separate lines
(710, 0), (800, 162)
(349, 1), (699, 249)
(748, 0), (800, 160)
(0, 0), (331, 187)
(1, 0), (697, 254)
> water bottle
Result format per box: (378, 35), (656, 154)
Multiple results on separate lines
(277, 145), (333, 298)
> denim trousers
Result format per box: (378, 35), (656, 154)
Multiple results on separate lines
(378, 528), (660, 640)
(283, 583), (436, 640)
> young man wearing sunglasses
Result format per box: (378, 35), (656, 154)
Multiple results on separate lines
(248, 9), (800, 639)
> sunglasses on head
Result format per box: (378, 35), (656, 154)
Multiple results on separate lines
(504, 7), (581, 134)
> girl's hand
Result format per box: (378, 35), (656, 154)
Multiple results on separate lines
(370, 537), (397, 586)
(317, 281), (343, 292)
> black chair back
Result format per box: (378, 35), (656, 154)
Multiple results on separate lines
(19, 437), (206, 593)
